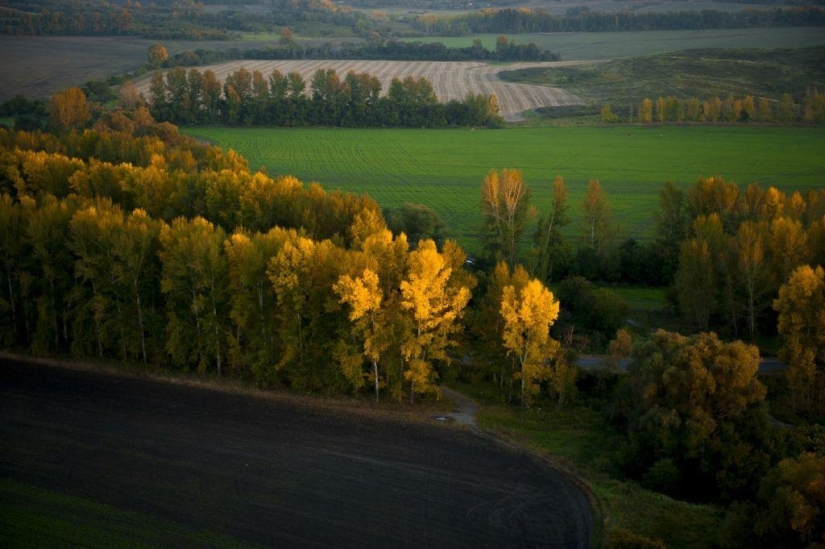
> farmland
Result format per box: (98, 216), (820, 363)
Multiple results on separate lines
(133, 59), (587, 121)
(186, 124), (825, 250)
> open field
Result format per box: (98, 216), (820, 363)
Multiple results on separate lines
(0, 36), (280, 101)
(133, 59), (587, 121)
(0, 358), (592, 548)
(185, 125), (825, 250)
(404, 27), (825, 61)
(500, 46), (825, 112)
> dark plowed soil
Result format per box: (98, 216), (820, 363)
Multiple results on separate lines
(0, 358), (592, 548)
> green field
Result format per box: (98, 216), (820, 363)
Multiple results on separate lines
(404, 27), (825, 60)
(500, 46), (825, 113)
(186, 125), (825, 251)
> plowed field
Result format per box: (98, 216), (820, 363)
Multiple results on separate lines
(0, 358), (593, 548)
(134, 60), (587, 120)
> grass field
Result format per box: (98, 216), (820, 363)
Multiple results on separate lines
(500, 46), (825, 112)
(404, 27), (825, 61)
(186, 125), (825, 251)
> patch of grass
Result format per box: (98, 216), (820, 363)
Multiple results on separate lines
(500, 46), (825, 110)
(0, 479), (260, 548)
(403, 27), (825, 61)
(472, 400), (724, 549)
(609, 287), (667, 313)
(185, 125), (825, 252)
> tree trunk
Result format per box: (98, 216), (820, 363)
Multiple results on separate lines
(373, 358), (379, 403)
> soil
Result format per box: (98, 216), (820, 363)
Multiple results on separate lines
(0, 357), (592, 548)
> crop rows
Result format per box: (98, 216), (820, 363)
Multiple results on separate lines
(135, 60), (586, 120)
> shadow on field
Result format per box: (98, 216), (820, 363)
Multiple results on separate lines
(0, 358), (592, 548)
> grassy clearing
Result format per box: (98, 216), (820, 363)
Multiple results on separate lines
(610, 286), (667, 312)
(471, 398), (724, 548)
(500, 46), (825, 111)
(403, 27), (825, 61)
(0, 479), (259, 548)
(186, 125), (825, 251)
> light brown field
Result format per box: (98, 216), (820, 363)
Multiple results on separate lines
(133, 60), (589, 121)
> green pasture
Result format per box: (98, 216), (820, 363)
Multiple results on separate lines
(185, 125), (825, 251)
(403, 27), (825, 60)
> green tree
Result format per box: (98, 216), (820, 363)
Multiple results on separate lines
(532, 175), (570, 282)
(624, 330), (769, 501)
(159, 216), (228, 375)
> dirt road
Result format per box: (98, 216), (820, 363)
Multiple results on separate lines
(1, 358), (592, 548)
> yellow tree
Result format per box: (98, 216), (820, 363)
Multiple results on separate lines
(773, 265), (825, 414)
(399, 240), (471, 404)
(48, 87), (90, 131)
(501, 278), (560, 408)
(639, 98), (653, 123)
(480, 168), (534, 268)
(334, 268), (388, 401)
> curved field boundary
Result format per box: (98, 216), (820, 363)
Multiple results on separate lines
(134, 60), (589, 121)
(0, 357), (593, 548)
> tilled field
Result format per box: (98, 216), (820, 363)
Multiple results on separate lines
(0, 359), (592, 548)
(134, 60), (586, 121)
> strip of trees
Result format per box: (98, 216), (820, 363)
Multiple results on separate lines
(148, 67), (503, 128)
(602, 90), (825, 124)
(415, 6), (825, 36)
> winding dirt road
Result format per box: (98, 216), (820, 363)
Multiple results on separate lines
(1, 358), (593, 548)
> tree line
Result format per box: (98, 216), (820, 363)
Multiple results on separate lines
(602, 90), (825, 124)
(414, 6), (825, 36)
(147, 67), (503, 128)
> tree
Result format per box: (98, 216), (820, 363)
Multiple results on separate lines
(224, 227), (293, 384)
(733, 221), (770, 339)
(480, 169), (534, 268)
(600, 103), (619, 123)
(532, 175), (569, 282)
(48, 87), (90, 131)
(639, 98), (653, 123)
(279, 26), (294, 46)
(399, 240), (471, 403)
(773, 265), (825, 415)
(159, 216), (228, 376)
(501, 278), (560, 408)
(581, 179), (612, 254)
(148, 44), (168, 67)
(752, 453), (825, 548)
(623, 330), (769, 501)
(334, 268), (388, 400)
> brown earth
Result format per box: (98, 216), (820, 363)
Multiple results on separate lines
(0, 357), (592, 548)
